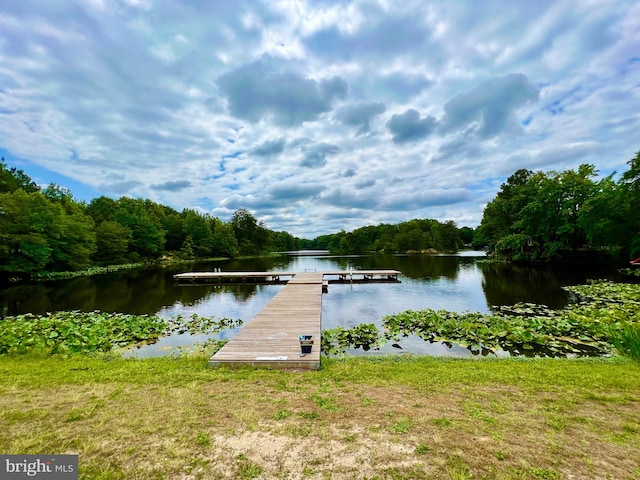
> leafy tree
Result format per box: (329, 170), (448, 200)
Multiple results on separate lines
(162, 208), (185, 252)
(182, 209), (214, 257)
(211, 218), (239, 257)
(620, 151), (640, 259)
(87, 196), (119, 225)
(114, 198), (165, 260)
(179, 235), (196, 259)
(46, 207), (96, 271)
(270, 231), (301, 252)
(231, 208), (269, 255)
(0, 190), (95, 274)
(42, 183), (74, 203)
(478, 168), (534, 249)
(458, 227), (475, 246)
(479, 161), (637, 262)
(0, 190), (55, 274)
(93, 221), (131, 265)
(438, 221), (462, 252)
(0, 157), (39, 193)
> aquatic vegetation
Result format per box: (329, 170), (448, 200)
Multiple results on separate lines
(321, 324), (385, 356)
(33, 263), (144, 281)
(322, 281), (640, 359)
(563, 280), (640, 304)
(0, 311), (242, 355)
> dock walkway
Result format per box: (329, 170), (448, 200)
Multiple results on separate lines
(174, 269), (400, 284)
(209, 272), (324, 370)
(173, 269), (401, 370)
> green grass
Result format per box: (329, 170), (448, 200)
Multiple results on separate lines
(1, 354), (639, 479)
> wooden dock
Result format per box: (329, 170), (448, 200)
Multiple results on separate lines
(209, 272), (324, 370)
(173, 269), (401, 370)
(173, 269), (400, 284)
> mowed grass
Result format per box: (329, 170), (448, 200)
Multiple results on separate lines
(1, 354), (639, 480)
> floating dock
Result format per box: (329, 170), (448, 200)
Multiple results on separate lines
(173, 269), (400, 284)
(173, 270), (401, 370)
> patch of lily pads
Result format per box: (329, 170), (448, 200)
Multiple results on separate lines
(321, 281), (640, 359)
(0, 311), (242, 355)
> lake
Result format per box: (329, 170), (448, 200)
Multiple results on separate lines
(0, 252), (622, 357)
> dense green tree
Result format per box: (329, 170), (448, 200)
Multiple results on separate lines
(179, 235), (196, 259)
(0, 190), (95, 274)
(46, 207), (96, 271)
(182, 209), (214, 257)
(514, 167), (597, 258)
(93, 221), (131, 265)
(87, 196), (119, 225)
(307, 218), (467, 254)
(0, 157), (39, 193)
(162, 208), (185, 251)
(42, 183), (74, 203)
(620, 151), (640, 259)
(211, 218), (239, 257)
(0, 190), (56, 274)
(438, 221), (462, 252)
(478, 168), (534, 248)
(114, 198), (165, 260)
(270, 231), (301, 252)
(231, 208), (270, 255)
(481, 155), (640, 263)
(458, 227), (475, 246)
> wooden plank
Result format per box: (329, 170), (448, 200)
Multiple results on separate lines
(209, 273), (323, 370)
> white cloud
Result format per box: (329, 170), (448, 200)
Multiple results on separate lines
(0, 0), (638, 238)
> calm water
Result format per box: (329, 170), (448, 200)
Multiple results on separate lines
(0, 252), (622, 357)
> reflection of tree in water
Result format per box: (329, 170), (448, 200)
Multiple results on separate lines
(226, 284), (259, 302)
(222, 256), (292, 272)
(347, 254), (461, 280)
(0, 264), (268, 317)
(0, 283), (52, 317)
(3, 254), (617, 319)
(479, 262), (569, 308)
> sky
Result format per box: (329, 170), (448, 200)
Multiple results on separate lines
(1, 0), (639, 239)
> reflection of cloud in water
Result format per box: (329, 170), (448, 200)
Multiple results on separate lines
(132, 253), (495, 358)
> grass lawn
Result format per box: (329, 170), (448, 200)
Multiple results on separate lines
(1, 354), (639, 479)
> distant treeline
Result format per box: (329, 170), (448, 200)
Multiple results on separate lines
(308, 220), (473, 254)
(0, 157), (476, 277)
(0, 157), (303, 277)
(2, 148), (638, 277)
(475, 150), (640, 263)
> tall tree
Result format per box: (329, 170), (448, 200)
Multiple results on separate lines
(619, 151), (640, 258)
(87, 196), (119, 225)
(182, 209), (214, 257)
(211, 218), (239, 257)
(0, 190), (95, 274)
(0, 157), (39, 193)
(114, 198), (165, 260)
(478, 168), (534, 249)
(231, 208), (269, 255)
(93, 221), (131, 265)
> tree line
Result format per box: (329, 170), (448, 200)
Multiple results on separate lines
(308, 219), (472, 254)
(0, 157), (304, 277)
(3, 148), (637, 277)
(0, 157), (478, 277)
(476, 151), (640, 263)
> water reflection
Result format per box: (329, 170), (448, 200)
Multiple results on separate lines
(479, 260), (621, 309)
(0, 252), (621, 357)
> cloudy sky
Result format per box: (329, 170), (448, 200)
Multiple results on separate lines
(1, 0), (639, 238)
